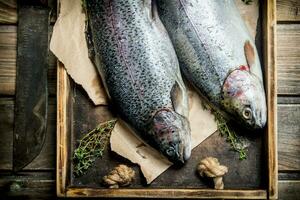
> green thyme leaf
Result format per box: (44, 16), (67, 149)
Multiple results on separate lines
(214, 111), (249, 160)
(73, 119), (117, 177)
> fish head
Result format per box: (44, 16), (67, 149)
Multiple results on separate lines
(149, 108), (191, 164)
(221, 66), (267, 129)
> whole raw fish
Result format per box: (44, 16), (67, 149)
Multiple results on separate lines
(157, 0), (267, 129)
(85, 0), (191, 163)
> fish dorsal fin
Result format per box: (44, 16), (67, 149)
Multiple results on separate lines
(170, 81), (188, 117)
(244, 40), (255, 69)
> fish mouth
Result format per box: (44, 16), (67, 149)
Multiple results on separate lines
(183, 139), (191, 161)
(253, 111), (267, 129)
(171, 141), (191, 165)
(150, 108), (191, 164)
(162, 141), (191, 165)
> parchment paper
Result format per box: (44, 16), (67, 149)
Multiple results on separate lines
(50, 0), (258, 184)
(50, 0), (107, 105)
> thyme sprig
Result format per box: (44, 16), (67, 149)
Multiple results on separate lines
(214, 112), (248, 160)
(73, 119), (117, 177)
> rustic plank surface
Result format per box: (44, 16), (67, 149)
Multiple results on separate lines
(0, 0), (58, 25)
(0, 98), (13, 169)
(0, 25), (16, 95)
(278, 181), (300, 200)
(0, 0), (17, 24)
(0, 0), (300, 199)
(278, 104), (300, 171)
(277, 0), (300, 21)
(0, 26), (57, 96)
(277, 24), (300, 95)
(0, 172), (55, 198)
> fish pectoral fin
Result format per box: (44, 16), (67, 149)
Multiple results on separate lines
(144, 0), (159, 21)
(244, 40), (255, 69)
(85, 19), (96, 65)
(170, 81), (189, 118)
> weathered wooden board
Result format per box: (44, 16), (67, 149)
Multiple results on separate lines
(0, 98), (56, 171)
(2, 0), (300, 199)
(0, 25), (16, 95)
(0, 98), (13, 169)
(0, 26), (57, 96)
(0, 171), (55, 198)
(277, 0), (300, 21)
(0, 0), (17, 24)
(277, 24), (300, 95)
(278, 104), (300, 171)
(0, 0), (57, 25)
(278, 180), (300, 199)
(0, 173), (297, 199)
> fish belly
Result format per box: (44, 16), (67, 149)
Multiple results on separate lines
(86, 0), (187, 134)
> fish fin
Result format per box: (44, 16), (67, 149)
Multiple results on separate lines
(171, 81), (189, 117)
(144, 0), (158, 21)
(244, 40), (255, 68)
(85, 19), (96, 65)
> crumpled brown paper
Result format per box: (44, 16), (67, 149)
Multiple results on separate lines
(50, 0), (107, 105)
(50, 0), (258, 184)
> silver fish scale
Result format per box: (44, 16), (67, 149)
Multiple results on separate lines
(157, 0), (262, 106)
(86, 0), (184, 133)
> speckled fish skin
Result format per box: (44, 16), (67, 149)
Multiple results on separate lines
(157, 0), (267, 129)
(85, 0), (191, 164)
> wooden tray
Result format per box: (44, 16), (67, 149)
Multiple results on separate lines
(56, 0), (277, 198)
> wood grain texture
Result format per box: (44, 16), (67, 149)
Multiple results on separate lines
(0, 172), (55, 198)
(0, 0), (17, 24)
(0, 98), (13, 169)
(278, 96), (300, 104)
(0, 26), (57, 96)
(0, 97), (56, 171)
(278, 104), (300, 171)
(56, 62), (71, 197)
(279, 172), (300, 180)
(278, 180), (300, 200)
(277, 24), (300, 95)
(66, 188), (267, 199)
(0, 25), (16, 95)
(0, 0), (58, 25)
(277, 0), (300, 21)
(262, 0), (278, 198)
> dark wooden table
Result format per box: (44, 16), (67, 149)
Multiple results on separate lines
(0, 0), (299, 199)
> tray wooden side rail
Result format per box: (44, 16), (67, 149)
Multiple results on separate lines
(262, 0), (278, 199)
(56, 0), (277, 198)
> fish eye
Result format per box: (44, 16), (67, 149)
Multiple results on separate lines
(242, 107), (252, 120)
